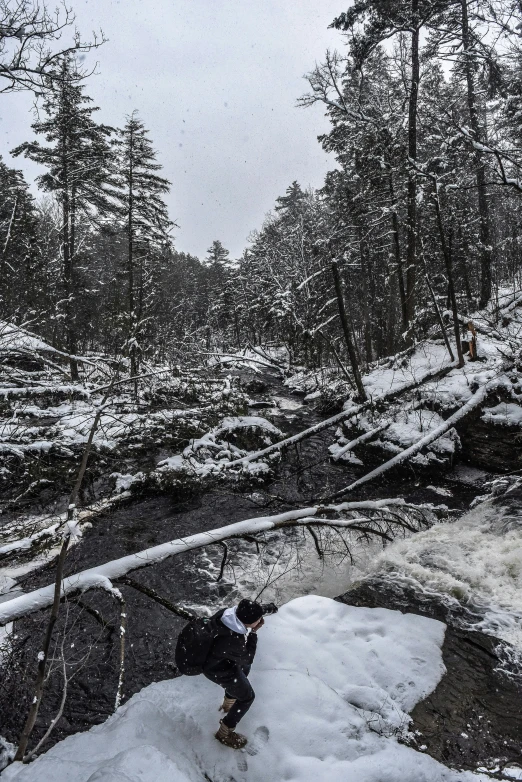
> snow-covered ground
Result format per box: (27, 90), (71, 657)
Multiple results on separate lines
(208, 345), (289, 372)
(152, 414), (284, 485)
(0, 322), (251, 505)
(1, 298), (521, 777)
(1, 595), (490, 782)
(286, 289), (522, 467)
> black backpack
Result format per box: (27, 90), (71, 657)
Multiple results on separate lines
(175, 612), (222, 676)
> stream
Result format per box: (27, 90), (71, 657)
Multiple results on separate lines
(1, 367), (519, 772)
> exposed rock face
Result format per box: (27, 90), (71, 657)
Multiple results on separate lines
(458, 417), (522, 472)
(337, 579), (522, 773)
(456, 395), (522, 473)
(244, 378), (269, 394)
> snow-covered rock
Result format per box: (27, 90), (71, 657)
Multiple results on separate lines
(481, 402), (522, 427)
(2, 595), (489, 782)
(150, 415), (283, 491)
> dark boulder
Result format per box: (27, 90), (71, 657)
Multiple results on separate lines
(456, 393), (522, 473)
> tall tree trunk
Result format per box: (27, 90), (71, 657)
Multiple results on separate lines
(461, 0), (493, 308)
(1, 194), (19, 264)
(234, 309), (241, 348)
(61, 179), (78, 380)
(420, 238), (455, 362)
(14, 377), (118, 762)
(68, 186), (79, 380)
(14, 536), (71, 762)
(386, 266), (399, 355)
(58, 65), (79, 382)
(389, 172), (408, 331)
(0, 193), (19, 307)
(457, 224), (474, 305)
(331, 260), (367, 400)
(359, 236), (373, 365)
(127, 125), (137, 382)
(432, 185), (465, 367)
(405, 0), (420, 335)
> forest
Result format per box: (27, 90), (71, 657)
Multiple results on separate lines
(1, 1), (522, 781)
(2, 1), (522, 373)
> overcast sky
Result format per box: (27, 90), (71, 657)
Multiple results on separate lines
(1, 0), (345, 259)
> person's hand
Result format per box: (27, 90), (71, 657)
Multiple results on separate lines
(251, 617), (264, 632)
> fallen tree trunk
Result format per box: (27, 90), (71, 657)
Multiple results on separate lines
(332, 424), (390, 462)
(0, 499), (413, 627)
(225, 360), (457, 469)
(198, 351), (283, 371)
(323, 383), (490, 502)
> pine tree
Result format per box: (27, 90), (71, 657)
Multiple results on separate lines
(113, 111), (173, 380)
(204, 240), (233, 348)
(206, 239), (230, 267)
(0, 157), (38, 319)
(11, 55), (116, 378)
(330, 1), (452, 336)
(275, 181), (306, 215)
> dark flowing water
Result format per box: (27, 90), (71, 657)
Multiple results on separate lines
(0, 367), (494, 754)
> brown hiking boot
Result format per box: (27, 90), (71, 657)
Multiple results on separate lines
(219, 696), (236, 714)
(215, 719), (248, 749)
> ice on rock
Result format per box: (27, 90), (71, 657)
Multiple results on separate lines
(2, 595), (490, 782)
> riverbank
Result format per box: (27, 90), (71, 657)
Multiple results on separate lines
(1, 313), (522, 774)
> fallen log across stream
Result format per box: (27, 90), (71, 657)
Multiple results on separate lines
(322, 382), (491, 502)
(331, 423), (391, 462)
(0, 499), (426, 627)
(224, 361), (458, 469)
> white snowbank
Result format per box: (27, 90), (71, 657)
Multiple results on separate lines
(482, 402), (522, 427)
(363, 342), (450, 398)
(1, 595), (488, 782)
(0, 322), (56, 354)
(353, 408), (459, 463)
(502, 766), (522, 780)
(214, 415), (283, 438)
(208, 346), (286, 372)
(154, 415), (283, 483)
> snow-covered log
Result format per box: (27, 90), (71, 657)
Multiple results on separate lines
(331, 424), (390, 462)
(327, 383), (490, 500)
(226, 362), (457, 468)
(0, 499), (410, 627)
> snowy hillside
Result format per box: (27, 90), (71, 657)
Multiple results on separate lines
(1, 596), (490, 782)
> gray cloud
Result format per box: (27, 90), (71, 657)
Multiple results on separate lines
(1, 0), (343, 258)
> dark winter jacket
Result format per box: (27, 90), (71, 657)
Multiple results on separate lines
(203, 608), (258, 676)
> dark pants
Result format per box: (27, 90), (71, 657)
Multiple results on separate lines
(204, 664), (255, 729)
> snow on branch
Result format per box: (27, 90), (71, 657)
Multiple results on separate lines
(455, 124), (522, 193)
(326, 383), (490, 501)
(0, 499), (418, 627)
(331, 424), (390, 462)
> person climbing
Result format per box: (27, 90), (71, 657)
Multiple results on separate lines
(203, 599), (277, 749)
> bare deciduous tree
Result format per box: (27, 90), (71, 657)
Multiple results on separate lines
(0, 0), (104, 94)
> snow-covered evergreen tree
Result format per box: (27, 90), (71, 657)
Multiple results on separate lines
(11, 55), (116, 377)
(112, 111), (173, 378)
(0, 157), (38, 319)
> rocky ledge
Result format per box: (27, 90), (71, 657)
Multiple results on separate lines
(337, 579), (522, 775)
(338, 479), (522, 775)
